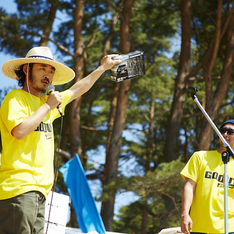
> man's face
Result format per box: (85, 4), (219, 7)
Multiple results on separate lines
(27, 63), (55, 93)
(219, 123), (234, 150)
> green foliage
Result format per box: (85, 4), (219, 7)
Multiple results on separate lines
(113, 202), (144, 233)
(111, 159), (185, 233)
(1, 0), (234, 232)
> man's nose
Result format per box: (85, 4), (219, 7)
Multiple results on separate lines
(44, 77), (51, 84)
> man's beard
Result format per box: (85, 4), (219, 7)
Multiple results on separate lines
(29, 73), (47, 93)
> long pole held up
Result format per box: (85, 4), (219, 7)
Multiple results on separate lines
(188, 86), (234, 234)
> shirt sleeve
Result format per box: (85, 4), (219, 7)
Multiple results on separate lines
(180, 151), (201, 183)
(1, 91), (28, 134)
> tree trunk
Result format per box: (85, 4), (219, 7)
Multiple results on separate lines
(164, 0), (192, 162)
(67, 203), (79, 228)
(66, 0), (85, 227)
(101, 0), (135, 230)
(39, 0), (59, 46)
(141, 206), (148, 234)
(103, 8), (120, 55)
(102, 79), (131, 230)
(141, 98), (154, 234)
(103, 83), (119, 186)
(198, 3), (234, 150)
(67, 0), (85, 159)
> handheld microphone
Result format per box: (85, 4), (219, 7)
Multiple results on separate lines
(46, 84), (63, 116)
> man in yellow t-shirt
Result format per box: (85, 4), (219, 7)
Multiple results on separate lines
(0, 46), (121, 233)
(180, 120), (234, 234)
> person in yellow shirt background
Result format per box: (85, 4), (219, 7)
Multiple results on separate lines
(180, 119), (234, 234)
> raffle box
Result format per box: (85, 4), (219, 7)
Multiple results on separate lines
(110, 51), (145, 82)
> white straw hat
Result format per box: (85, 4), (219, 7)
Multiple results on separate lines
(1, 46), (75, 85)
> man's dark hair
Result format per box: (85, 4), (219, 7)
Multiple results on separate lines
(14, 63), (34, 87)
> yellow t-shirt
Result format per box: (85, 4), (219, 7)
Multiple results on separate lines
(0, 89), (71, 199)
(181, 150), (234, 233)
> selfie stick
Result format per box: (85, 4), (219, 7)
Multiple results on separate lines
(188, 86), (234, 234)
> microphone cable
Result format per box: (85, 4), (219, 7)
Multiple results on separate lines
(25, 66), (64, 233)
(45, 112), (64, 234)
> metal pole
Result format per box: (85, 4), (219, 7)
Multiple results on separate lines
(188, 86), (232, 234)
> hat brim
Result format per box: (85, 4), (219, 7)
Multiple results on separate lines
(1, 57), (75, 85)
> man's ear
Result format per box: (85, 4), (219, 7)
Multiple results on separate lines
(23, 64), (29, 75)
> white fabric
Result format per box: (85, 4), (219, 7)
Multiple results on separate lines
(158, 227), (182, 234)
